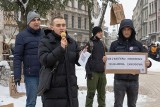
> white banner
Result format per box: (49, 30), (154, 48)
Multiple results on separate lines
(105, 52), (147, 74)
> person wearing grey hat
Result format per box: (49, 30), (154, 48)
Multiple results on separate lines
(27, 11), (40, 25)
(14, 11), (43, 107)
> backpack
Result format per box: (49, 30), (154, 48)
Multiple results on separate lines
(87, 40), (107, 54)
(151, 46), (157, 54)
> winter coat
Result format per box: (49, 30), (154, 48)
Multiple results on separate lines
(13, 26), (42, 80)
(85, 36), (106, 74)
(38, 30), (80, 107)
(109, 19), (144, 81)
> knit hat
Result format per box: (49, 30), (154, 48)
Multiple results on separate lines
(92, 26), (102, 36)
(27, 11), (40, 25)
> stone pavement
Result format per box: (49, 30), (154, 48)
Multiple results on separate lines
(138, 72), (160, 107)
(79, 72), (160, 107)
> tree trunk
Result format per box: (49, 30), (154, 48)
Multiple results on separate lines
(98, 0), (109, 27)
(88, 2), (93, 38)
(16, 0), (28, 31)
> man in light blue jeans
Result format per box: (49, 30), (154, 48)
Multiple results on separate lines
(13, 11), (42, 107)
(25, 76), (39, 107)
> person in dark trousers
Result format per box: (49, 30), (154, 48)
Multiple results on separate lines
(38, 16), (80, 107)
(13, 11), (42, 107)
(109, 19), (152, 107)
(85, 26), (107, 107)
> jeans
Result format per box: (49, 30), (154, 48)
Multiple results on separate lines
(114, 79), (139, 107)
(24, 76), (39, 107)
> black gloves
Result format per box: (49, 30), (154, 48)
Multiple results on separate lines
(87, 74), (93, 80)
(14, 78), (21, 86)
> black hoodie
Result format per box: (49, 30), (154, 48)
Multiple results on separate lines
(109, 19), (144, 81)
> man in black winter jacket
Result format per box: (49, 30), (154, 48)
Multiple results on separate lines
(38, 16), (80, 107)
(110, 19), (152, 107)
(85, 26), (107, 107)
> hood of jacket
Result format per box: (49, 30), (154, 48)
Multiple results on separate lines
(118, 19), (136, 41)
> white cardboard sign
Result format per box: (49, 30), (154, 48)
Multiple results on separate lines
(105, 52), (147, 74)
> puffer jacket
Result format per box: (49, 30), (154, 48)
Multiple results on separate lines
(38, 30), (80, 107)
(109, 19), (144, 81)
(14, 26), (42, 80)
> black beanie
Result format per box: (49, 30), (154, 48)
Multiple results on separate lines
(92, 26), (102, 36)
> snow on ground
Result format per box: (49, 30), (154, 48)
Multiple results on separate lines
(76, 65), (114, 86)
(1, 58), (159, 107)
(0, 61), (10, 69)
(147, 58), (160, 72)
(0, 85), (150, 107)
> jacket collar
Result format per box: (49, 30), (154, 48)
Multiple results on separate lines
(118, 38), (135, 45)
(45, 30), (73, 43)
(27, 26), (41, 34)
(90, 36), (100, 41)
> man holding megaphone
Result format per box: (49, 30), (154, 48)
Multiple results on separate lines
(38, 16), (80, 107)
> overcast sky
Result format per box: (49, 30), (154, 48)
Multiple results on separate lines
(104, 0), (138, 31)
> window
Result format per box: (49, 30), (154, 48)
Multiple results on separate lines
(159, 0), (160, 10)
(158, 17), (160, 31)
(143, 9), (148, 21)
(149, 21), (151, 33)
(149, 3), (151, 15)
(150, 20), (157, 33)
(72, 16), (74, 28)
(78, 17), (81, 29)
(72, 0), (74, 8)
(84, 5), (87, 11)
(84, 18), (87, 29)
(64, 14), (68, 27)
(78, 1), (81, 9)
(154, 20), (157, 32)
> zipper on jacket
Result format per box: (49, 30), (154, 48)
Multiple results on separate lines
(126, 40), (129, 52)
(28, 67), (30, 74)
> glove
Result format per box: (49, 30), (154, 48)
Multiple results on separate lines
(87, 74), (93, 80)
(14, 78), (21, 86)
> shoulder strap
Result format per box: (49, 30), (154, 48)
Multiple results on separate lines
(51, 61), (59, 73)
(88, 40), (94, 52)
(100, 40), (107, 55)
(87, 40), (94, 59)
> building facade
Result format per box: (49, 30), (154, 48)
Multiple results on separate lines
(133, 0), (160, 46)
(45, 0), (101, 47)
(0, 0), (101, 60)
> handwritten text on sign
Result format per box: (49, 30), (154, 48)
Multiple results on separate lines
(106, 54), (146, 74)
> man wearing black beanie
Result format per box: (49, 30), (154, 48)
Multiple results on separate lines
(92, 26), (102, 36)
(85, 26), (107, 107)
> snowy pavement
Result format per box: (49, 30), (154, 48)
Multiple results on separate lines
(0, 85), (150, 107)
(0, 58), (160, 107)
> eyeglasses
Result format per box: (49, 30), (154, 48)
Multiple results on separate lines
(31, 18), (40, 22)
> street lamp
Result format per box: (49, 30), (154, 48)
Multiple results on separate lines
(74, 33), (77, 41)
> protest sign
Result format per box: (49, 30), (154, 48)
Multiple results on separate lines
(105, 52), (148, 74)
(110, 3), (125, 25)
(0, 103), (14, 107)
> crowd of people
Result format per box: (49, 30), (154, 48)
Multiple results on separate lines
(13, 11), (152, 107)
